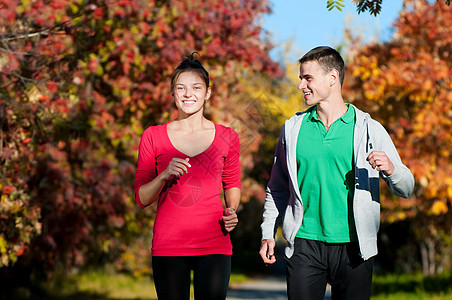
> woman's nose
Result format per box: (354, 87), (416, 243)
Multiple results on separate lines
(184, 88), (192, 96)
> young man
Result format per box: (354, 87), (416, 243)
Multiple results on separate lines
(259, 46), (414, 300)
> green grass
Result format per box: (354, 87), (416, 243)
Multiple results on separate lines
(3, 270), (158, 300)
(70, 270), (158, 299)
(371, 272), (452, 300)
(5, 270), (251, 300)
(3, 270), (452, 299)
(66, 271), (249, 300)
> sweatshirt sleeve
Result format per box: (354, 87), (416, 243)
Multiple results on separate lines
(134, 127), (157, 208)
(261, 124), (290, 240)
(373, 121), (415, 198)
(222, 127), (241, 190)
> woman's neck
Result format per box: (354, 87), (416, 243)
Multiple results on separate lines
(174, 114), (212, 132)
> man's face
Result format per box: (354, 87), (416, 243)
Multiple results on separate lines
(298, 61), (332, 106)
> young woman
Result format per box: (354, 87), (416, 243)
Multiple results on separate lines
(134, 52), (241, 300)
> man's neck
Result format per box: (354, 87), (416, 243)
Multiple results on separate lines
(316, 99), (348, 128)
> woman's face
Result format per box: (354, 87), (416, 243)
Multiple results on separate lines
(173, 71), (211, 117)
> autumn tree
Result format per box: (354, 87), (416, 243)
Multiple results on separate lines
(0, 0), (281, 285)
(344, 0), (452, 274)
(326, 0), (450, 16)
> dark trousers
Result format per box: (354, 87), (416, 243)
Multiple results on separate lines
(285, 238), (374, 300)
(152, 254), (231, 300)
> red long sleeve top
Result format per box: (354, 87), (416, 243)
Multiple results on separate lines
(134, 123), (241, 256)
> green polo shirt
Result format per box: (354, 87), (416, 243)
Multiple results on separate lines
(296, 104), (357, 243)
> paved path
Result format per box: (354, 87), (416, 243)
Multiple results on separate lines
(227, 276), (331, 300)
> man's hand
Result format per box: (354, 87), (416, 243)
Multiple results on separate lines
(367, 151), (394, 176)
(259, 239), (276, 265)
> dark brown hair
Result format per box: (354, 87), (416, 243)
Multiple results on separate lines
(298, 46), (345, 85)
(170, 52), (210, 92)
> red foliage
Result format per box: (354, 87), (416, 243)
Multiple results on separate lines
(0, 0), (281, 276)
(345, 0), (452, 273)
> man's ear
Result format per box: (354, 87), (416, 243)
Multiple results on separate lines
(330, 69), (340, 86)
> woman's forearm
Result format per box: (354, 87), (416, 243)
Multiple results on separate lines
(138, 172), (170, 207)
(224, 187), (241, 210)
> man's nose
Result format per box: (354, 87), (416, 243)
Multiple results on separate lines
(298, 80), (305, 91)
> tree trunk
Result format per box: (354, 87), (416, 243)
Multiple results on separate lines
(427, 238), (436, 275)
(420, 241), (429, 275)
(420, 238), (436, 275)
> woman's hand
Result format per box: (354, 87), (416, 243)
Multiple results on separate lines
(162, 157), (191, 180)
(138, 157), (191, 207)
(222, 207), (238, 232)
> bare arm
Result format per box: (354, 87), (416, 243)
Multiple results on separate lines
(222, 187), (240, 232)
(138, 158), (191, 207)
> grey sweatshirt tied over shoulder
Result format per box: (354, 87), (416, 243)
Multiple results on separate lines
(261, 104), (415, 260)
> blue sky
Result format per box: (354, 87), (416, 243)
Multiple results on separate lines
(262, 0), (404, 62)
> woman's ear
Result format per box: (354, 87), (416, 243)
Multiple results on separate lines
(205, 86), (212, 100)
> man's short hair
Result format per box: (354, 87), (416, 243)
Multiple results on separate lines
(298, 46), (345, 86)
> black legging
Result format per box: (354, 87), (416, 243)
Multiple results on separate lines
(152, 254), (231, 300)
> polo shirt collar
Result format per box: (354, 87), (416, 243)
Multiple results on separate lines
(308, 103), (354, 124)
(341, 104), (354, 124)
